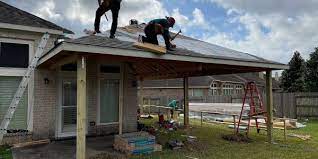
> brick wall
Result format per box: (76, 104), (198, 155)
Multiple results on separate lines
(33, 69), (57, 140)
(123, 63), (138, 132)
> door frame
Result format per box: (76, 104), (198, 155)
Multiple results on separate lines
(56, 71), (77, 138)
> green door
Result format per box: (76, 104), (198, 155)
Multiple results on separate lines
(0, 76), (28, 129)
(100, 79), (119, 123)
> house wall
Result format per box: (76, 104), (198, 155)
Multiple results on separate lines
(0, 29), (59, 142)
(33, 69), (58, 139)
(122, 63), (138, 132)
(33, 61), (138, 140)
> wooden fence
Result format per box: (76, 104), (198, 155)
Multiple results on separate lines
(142, 92), (318, 119)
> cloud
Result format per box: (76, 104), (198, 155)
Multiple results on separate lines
(33, 0), (63, 21)
(192, 8), (206, 26)
(171, 7), (211, 33)
(3, 0), (169, 35)
(202, 0), (318, 63)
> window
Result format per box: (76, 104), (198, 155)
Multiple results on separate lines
(210, 83), (219, 95)
(235, 84), (244, 94)
(0, 42), (29, 68)
(61, 63), (77, 71)
(223, 84), (234, 95)
(193, 89), (204, 97)
(100, 65), (120, 73)
(100, 79), (119, 123)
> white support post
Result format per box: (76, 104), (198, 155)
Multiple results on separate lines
(76, 56), (87, 159)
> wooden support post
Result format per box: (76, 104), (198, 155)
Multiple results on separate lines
(139, 80), (144, 115)
(201, 112), (203, 127)
(76, 56), (87, 159)
(183, 77), (189, 128)
(119, 63), (124, 135)
(233, 115), (236, 134)
(283, 118), (287, 141)
(266, 70), (273, 143)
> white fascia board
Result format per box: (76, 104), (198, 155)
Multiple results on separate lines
(38, 42), (289, 70)
(0, 22), (64, 35)
(37, 44), (64, 66)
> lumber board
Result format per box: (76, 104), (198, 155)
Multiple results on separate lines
(13, 139), (50, 148)
(77, 56), (87, 159)
(266, 71), (273, 143)
(133, 42), (166, 54)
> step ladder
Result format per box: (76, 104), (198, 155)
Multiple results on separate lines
(236, 81), (267, 136)
(0, 33), (50, 143)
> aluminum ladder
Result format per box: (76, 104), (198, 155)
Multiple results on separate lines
(0, 33), (50, 143)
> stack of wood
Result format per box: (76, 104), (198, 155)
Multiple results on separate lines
(113, 132), (156, 155)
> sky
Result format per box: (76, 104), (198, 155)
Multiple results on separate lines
(3, 0), (318, 64)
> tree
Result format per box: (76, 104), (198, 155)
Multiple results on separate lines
(280, 51), (306, 92)
(305, 47), (318, 92)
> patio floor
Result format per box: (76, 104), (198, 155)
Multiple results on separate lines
(12, 136), (123, 159)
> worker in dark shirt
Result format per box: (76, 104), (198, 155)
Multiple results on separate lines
(141, 17), (176, 51)
(94, 0), (122, 38)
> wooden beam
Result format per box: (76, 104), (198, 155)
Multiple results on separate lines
(266, 70), (273, 143)
(183, 77), (189, 128)
(133, 42), (166, 54)
(76, 56), (87, 159)
(118, 63), (124, 135)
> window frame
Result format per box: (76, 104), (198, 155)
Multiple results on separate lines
(0, 38), (34, 131)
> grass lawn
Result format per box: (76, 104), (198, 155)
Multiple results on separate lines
(133, 118), (318, 159)
(0, 145), (12, 159)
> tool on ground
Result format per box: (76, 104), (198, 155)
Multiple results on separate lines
(0, 33), (50, 143)
(171, 29), (182, 41)
(98, 0), (108, 21)
(236, 81), (267, 136)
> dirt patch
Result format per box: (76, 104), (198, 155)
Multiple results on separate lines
(222, 134), (252, 143)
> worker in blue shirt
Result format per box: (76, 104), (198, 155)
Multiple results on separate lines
(141, 17), (176, 51)
(168, 99), (179, 119)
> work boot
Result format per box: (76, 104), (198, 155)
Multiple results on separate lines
(141, 36), (146, 43)
(109, 34), (115, 39)
(166, 47), (175, 51)
(94, 30), (101, 34)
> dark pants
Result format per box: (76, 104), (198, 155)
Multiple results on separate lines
(94, 0), (120, 36)
(143, 24), (159, 45)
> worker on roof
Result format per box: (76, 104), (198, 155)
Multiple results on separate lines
(94, 0), (122, 38)
(141, 17), (176, 51)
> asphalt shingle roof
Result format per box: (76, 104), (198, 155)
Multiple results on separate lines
(65, 35), (283, 65)
(0, 1), (73, 34)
